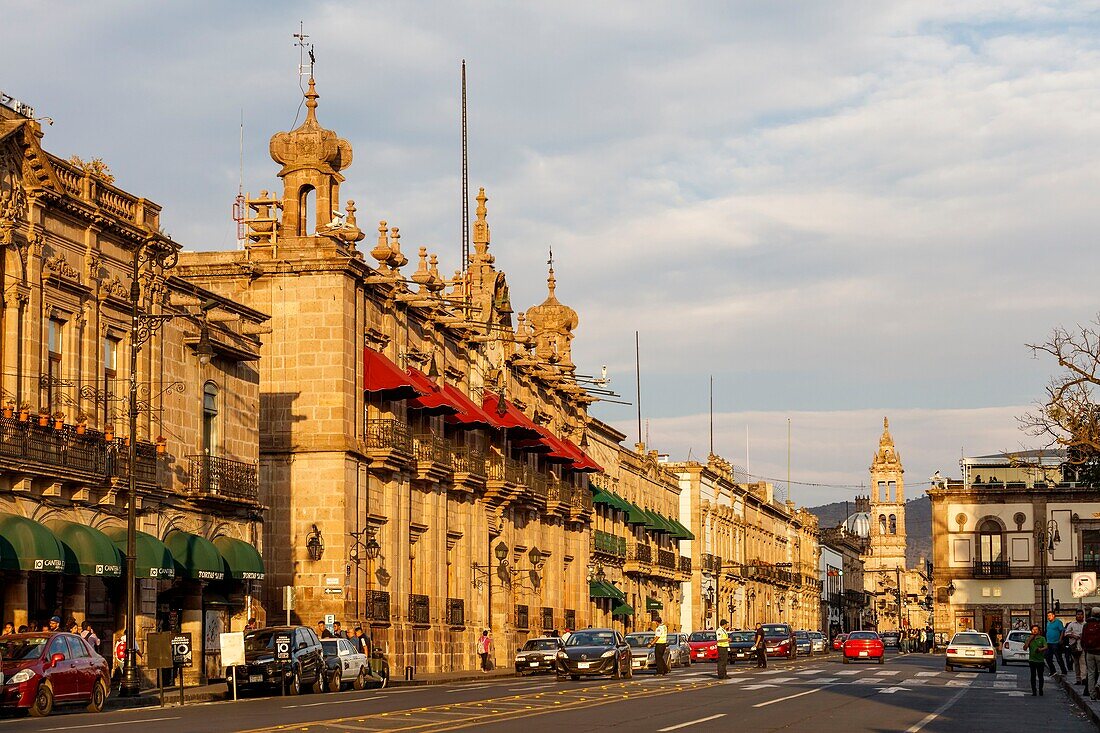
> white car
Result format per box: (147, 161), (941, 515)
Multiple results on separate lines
(1000, 629), (1031, 665)
(945, 630), (996, 672)
(321, 638), (373, 690)
(809, 631), (826, 654)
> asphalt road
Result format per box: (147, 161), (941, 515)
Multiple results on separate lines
(0, 653), (1093, 732)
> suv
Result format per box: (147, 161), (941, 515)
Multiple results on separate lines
(761, 624), (796, 658)
(225, 626), (327, 695)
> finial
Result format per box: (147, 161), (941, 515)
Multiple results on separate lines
(371, 220), (392, 270)
(476, 187), (487, 220)
(427, 254), (445, 293)
(883, 416), (889, 430)
(412, 246), (430, 289)
(388, 226), (407, 270)
(304, 77), (319, 123)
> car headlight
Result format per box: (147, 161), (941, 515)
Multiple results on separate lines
(515, 656), (525, 662)
(601, 649), (616, 658)
(9, 669), (35, 684)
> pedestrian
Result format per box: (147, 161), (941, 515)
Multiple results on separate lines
(715, 619), (730, 679)
(753, 625), (768, 669)
(244, 617), (258, 632)
(333, 621), (349, 639)
(47, 615), (60, 632)
(1082, 607), (1100, 700)
(17, 625), (27, 634)
(352, 625), (368, 654)
(648, 617), (669, 676)
(81, 621), (100, 651)
(316, 619), (333, 639)
(1065, 609), (1086, 685)
(926, 626), (934, 653)
(477, 629), (492, 672)
(1045, 610), (1068, 676)
(1026, 624), (1049, 696)
(1, 622), (13, 635)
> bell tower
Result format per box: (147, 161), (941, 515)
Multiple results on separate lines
(868, 417), (907, 571)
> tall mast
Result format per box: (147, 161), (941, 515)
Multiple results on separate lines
(461, 60), (469, 273)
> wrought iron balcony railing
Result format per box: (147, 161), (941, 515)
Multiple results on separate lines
(186, 454), (258, 502)
(678, 556), (692, 574)
(446, 598), (465, 626)
(541, 606), (554, 630)
(657, 549), (676, 570)
(0, 417), (158, 485)
(627, 542), (652, 564)
(973, 560), (1010, 577)
(564, 609), (576, 630)
(515, 604), (530, 629)
(413, 433), (453, 465)
(408, 593), (430, 624)
(364, 418), (412, 453)
(451, 446), (486, 476)
(592, 530), (627, 558)
(366, 590), (390, 622)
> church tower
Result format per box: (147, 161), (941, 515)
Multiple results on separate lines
(868, 417), (907, 571)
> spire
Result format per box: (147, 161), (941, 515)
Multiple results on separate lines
(472, 187), (491, 260)
(526, 248), (578, 370)
(304, 77), (320, 124)
(872, 415), (902, 472)
(546, 246), (557, 300)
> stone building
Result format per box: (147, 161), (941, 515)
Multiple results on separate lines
(175, 77), (601, 674)
(820, 517), (869, 635)
(0, 96), (267, 683)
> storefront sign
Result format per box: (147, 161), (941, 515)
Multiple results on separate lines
(149, 566), (176, 579)
(33, 558), (64, 572)
(275, 633), (292, 661)
(171, 633), (193, 667)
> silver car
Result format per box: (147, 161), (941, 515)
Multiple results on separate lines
(945, 631), (996, 672)
(809, 631), (826, 654)
(625, 633), (671, 672)
(320, 638), (372, 690)
(514, 637), (562, 675)
(665, 633), (692, 667)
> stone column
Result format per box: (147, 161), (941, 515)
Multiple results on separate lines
(180, 580), (203, 686)
(64, 575), (87, 626)
(2, 571), (28, 629)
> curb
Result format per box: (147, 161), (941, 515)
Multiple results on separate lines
(391, 671), (515, 687)
(1058, 675), (1100, 729)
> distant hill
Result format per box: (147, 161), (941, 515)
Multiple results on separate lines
(807, 495), (932, 568)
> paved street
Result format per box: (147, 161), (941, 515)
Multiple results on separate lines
(0, 653), (1092, 732)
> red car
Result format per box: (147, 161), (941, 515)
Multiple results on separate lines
(687, 630), (717, 661)
(832, 633), (848, 651)
(842, 630), (885, 664)
(761, 623), (796, 659)
(0, 632), (110, 717)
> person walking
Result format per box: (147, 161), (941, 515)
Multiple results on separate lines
(477, 629), (492, 672)
(80, 622), (100, 653)
(715, 619), (730, 679)
(1026, 624), (1049, 696)
(1065, 609), (1086, 685)
(753, 625), (768, 669)
(649, 617), (669, 676)
(1082, 607), (1100, 700)
(1045, 611), (1068, 676)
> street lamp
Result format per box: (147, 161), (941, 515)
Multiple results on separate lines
(1037, 519), (1061, 621)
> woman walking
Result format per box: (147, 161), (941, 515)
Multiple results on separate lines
(477, 629), (493, 672)
(1027, 623), (1049, 696)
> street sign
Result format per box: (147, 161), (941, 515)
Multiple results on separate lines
(221, 632), (245, 667)
(275, 633), (292, 662)
(283, 586), (295, 611)
(145, 632), (173, 670)
(171, 633), (193, 667)
(1072, 572), (1097, 598)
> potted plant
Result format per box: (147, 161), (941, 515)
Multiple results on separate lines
(76, 413), (88, 435)
(2, 401), (13, 419)
(38, 408), (50, 427)
(52, 411), (65, 430)
(104, 424), (114, 442)
(18, 402), (30, 422)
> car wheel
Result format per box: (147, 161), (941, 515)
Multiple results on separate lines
(989, 663), (997, 673)
(311, 670), (326, 694)
(625, 663), (633, 679)
(330, 669), (343, 692)
(612, 661), (622, 680)
(286, 671), (302, 696)
(354, 667), (367, 691)
(28, 683), (53, 718)
(556, 673), (568, 682)
(86, 680), (108, 713)
(843, 655), (850, 664)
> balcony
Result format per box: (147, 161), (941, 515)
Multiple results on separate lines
(412, 433), (453, 482)
(624, 541), (652, 575)
(541, 606), (555, 631)
(655, 549), (677, 579)
(592, 530), (627, 558)
(365, 590), (390, 622)
(408, 593), (430, 625)
(520, 470), (549, 508)
(973, 560), (1011, 577)
(567, 483), (593, 521)
(701, 554), (723, 575)
(451, 446), (487, 493)
(678, 556), (692, 575)
(363, 419), (413, 469)
(186, 454), (259, 503)
(446, 598), (465, 627)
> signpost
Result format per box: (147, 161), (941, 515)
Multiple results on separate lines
(220, 632), (245, 701)
(283, 586), (294, 626)
(170, 633), (192, 706)
(274, 632), (292, 696)
(145, 632), (173, 707)
(1072, 572), (1097, 606)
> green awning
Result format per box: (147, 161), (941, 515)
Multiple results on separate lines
(642, 510), (670, 534)
(645, 597), (663, 611)
(105, 528), (176, 579)
(591, 489), (616, 508)
(666, 518), (694, 541)
(590, 580), (617, 599)
(214, 536), (265, 581)
(0, 513), (64, 573)
(47, 520), (122, 577)
(611, 601), (634, 616)
(624, 502), (649, 526)
(165, 531), (225, 581)
(607, 492), (633, 513)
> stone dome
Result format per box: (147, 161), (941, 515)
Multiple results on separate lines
(842, 512), (871, 539)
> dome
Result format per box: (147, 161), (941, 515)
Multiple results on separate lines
(842, 512), (871, 539)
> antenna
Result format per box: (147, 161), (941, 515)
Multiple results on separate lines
(293, 22), (312, 80)
(233, 109), (245, 248)
(635, 331), (642, 447)
(461, 60), (470, 273)
(787, 417), (792, 503)
(709, 375), (714, 457)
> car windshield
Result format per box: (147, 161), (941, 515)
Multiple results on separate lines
(689, 631), (715, 642)
(523, 639), (560, 651)
(730, 632), (755, 642)
(794, 632), (809, 639)
(761, 625), (789, 635)
(848, 632), (877, 640)
(0, 638), (48, 661)
(566, 631), (615, 647)
(951, 633), (991, 647)
(244, 630), (281, 652)
(625, 634), (653, 648)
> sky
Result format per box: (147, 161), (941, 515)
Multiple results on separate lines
(4, 1), (1099, 506)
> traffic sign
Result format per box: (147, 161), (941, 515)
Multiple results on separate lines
(1072, 571), (1097, 598)
(275, 633), (292, 661)
(171, 633), (193, 667)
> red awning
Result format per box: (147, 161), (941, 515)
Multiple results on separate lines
(441, 384), (502, 429)
(519, 427), (575, 462)
(480, 395), (543, 439)
(405, 368), (458, 415)
(363, 348), (425, 400)
(542, 430), (603, 472)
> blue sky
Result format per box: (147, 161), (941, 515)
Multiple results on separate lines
(5, 1), (1099, 504)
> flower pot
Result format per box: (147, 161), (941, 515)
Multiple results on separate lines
(2, 407), (12, 419)
(38, 414), (49, 427)
(76, 423), (86, 435)
(53, 420), (64, 430)
(18, 409), (28, 422)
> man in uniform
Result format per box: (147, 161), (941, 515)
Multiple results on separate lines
(753, 625), (767, 669)
(716, 619), (730, 679)
(649, 617), (669, 676)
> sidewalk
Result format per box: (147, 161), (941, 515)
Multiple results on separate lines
(1058, 674), (1100, 729)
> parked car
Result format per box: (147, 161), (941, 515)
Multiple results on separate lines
(514, 637), (563, 676)
(225, 626), (327, 696)
(0, 632), (111, 717)
(842, 630), (885, 664)
(728, 631), (758, 663)
(761, 624), (796, 659)
(688, 630), (717, 662)
(625, 632), (670, 673)
(666, 634), (692, 668)
(320, 638), (383, 690)
(945, 631), (996, 673)
(832, 633), (848, 651)
(556, 628), (631, 680)
(793, 630), (813, 656)
(1000, 629), (1031, 665)
(879, 631), (900, 650)
(809, 631), (826, 654)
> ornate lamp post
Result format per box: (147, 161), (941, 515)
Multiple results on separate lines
(1037, 519), (1061, 621)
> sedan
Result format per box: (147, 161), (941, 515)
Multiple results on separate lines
(793, 631), (813, 656)
(832, 633), (848, 651)
(625, 633), (670, 673)
(809, 631), (826, 654)
(556, 628), (631, 680)
(0, 633), (110, 718)
(945, 631), (996, 672)
(728, 631), (758, 663)
(761, 624), (796, 659)
(514, 637), (562, 676)
(688, 630), (717, 662)
(320, 638), (379, 690)
(843, 630), (885, 664)
(666, 634), (692, 668)
(1000, 630), (1031, 665)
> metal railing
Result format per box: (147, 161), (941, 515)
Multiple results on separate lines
(973, 560), (1010, 577)
(515, 604), (530, 629)
(446, 598), (465, 626)
(364, 418), (412, 453)
(541, 606), (554, 630)
(564, 609), (576, 630)
(408, 594), (430, 624)
(592, 530), (627, 557)
(366, 590), (390, 622)
(701, 554), (723, 574)
(0, 417), (159, 483)
(186, 454), (258, 502)
(678, 556), (692, 574)
(657, 549), (676, 570)
(452, 446), (486, 475)
(487, 456), (525, 483)
(627, 542), (652, 564)
(413, 433), (453, 465)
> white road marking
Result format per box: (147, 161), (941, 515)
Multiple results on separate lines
(873, 670), (900, 675)
(284, 695), (383, 709)
(946, 679), (972, 687)
(508, 683), (557, 691)
(445, 683), (493, 693)
(905, 678), (927, 685)
(956, 672), (978, 678)
(905, 688), (967, 733)
(795, 669), (823, 675)
(809, 677), (839, 684)
(877, 686), (907, 694)
(916, 671), (940, 677)
(43, 718), (181, 732)
(836, 670), (861, 675)
(758, 669), (782, 675)
(657, 713), (727, 731)
(741, 683), (779, 690)
(764, 677), (797, 683)
(752, 686), (829, 708)
(993, 681), (1017, 688)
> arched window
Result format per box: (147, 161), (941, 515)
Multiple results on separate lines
(978, 519), (1003, 562)
(202, 381), (219, 455)
(888, 514), (897, 534)
(887, 481), (897, 502)
(298, 185), (316, 236)
(879, 514), (887, 535)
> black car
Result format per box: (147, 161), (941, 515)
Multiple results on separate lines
(728, 630), (757, 663)
(225, 626), (328, 696)
(556, 628), (632, 680)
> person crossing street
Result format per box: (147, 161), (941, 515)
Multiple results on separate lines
(648, 617), (669, 676)
(753, 625), (767, 669)
(715, 619), (730, 679)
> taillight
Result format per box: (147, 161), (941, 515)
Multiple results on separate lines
(1003, 643), (1009, 649)
(947, 648), (957, 654)
(982, 650), (994, 656)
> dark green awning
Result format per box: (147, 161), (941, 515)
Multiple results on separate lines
(645, 597), (663, 611)
(591, 489), (616, 507)
(105, 528), (176, 579)
(590, 580), (617, 599)
(48, 520), (122, 577)
(611, 601), (634, 616)
(672, 519), (695, 541)
(166, 531), (225, 581)
(0, 513), (64, 573)
(624, 502), (649, 526)
(607, 492), (633, 513)
(642, 510), (670, 534)
(214, 536), (265, 581)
